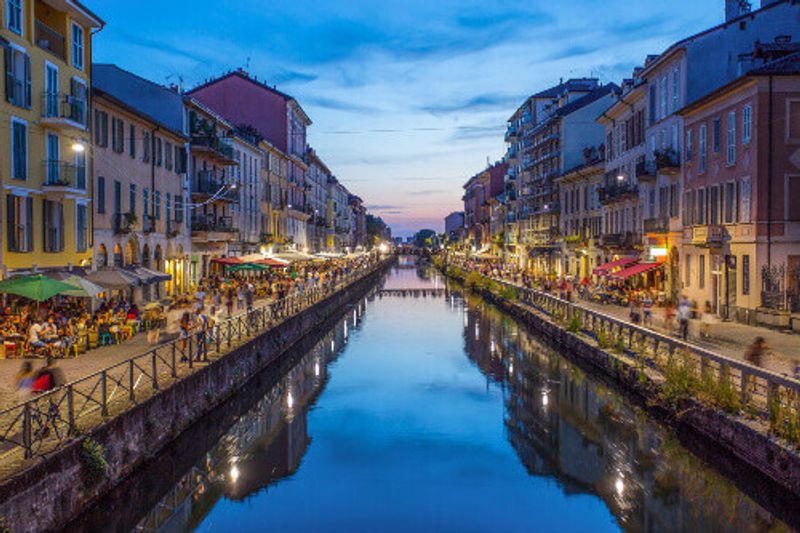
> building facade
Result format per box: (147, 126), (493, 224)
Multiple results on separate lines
(1, 0), (102, 277)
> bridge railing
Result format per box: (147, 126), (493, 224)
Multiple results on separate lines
(483, 276), (800, 431)
(0, 258), (389, 470)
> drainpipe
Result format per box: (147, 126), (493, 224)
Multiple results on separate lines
(766, 75), (773, 272)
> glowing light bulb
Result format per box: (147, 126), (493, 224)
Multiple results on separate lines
(230, 465), (240, 482)
(615, 477), (624, 495)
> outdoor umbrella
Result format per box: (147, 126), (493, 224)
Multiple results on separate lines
(0, 274), (76, 302)
(86, 269), (141, 290)
(226, 263), (270, 272)
(61, 276), (105, 298)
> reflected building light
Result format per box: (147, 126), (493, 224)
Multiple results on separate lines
(315, 361), (320, 377)
(331, 340), (335, 351)
(541, 391), (549, 407)
(344, 322), (348, 338)
(287, 391), (294, 409)
(615, 476), (625, 496)
(229, 464), (240, 483)
(508, 362), (514, 375)
(490, 340), (496, 353)
(463, 312), (469, 328)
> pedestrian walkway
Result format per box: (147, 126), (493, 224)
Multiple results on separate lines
(0, 297), (267, 412)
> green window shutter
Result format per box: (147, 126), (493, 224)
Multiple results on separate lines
(60, 203), (65, 251)
(6, 195), (15, 251)
(25, 197), (33, 252)
(23, 53), (31, 108)
(4, 47), (12, 103)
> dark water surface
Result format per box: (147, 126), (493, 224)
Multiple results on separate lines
(74, 258), (794, 532)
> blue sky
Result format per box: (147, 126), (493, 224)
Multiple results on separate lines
(94, 0), (723, 237)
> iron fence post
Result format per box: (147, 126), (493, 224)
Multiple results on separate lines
(22, 403), (31, 459)
(151, 351), (158, 390)
(67, 385), (75, 435)
(129, 359), (135, 401)
(101, 370), (108, 416)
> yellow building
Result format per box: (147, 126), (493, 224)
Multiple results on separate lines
(0, 0), (103, 276)
(259, 140), (289, 249)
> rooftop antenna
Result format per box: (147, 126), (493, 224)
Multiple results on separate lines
(246, 57), (251, 70)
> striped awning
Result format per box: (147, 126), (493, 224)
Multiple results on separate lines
(592, 257), (639, 276)
(608, 262), (663, 280)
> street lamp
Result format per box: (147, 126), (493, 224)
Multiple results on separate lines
(71, 142), (86, 153)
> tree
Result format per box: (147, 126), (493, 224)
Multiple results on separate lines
(366, 214), (391, 245)
(414, 229), (436, 248)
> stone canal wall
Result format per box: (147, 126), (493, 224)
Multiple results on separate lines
(443, 270), (800, 501)
(0, 261), (391, 533)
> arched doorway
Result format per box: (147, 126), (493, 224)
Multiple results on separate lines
(154, 245), (163, 271)
(97, 244), (108, 268)
(142, 244), (151, 268)
(113, 244), (123, 267)
(125, 238), (139, 266)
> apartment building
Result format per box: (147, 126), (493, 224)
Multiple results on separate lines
(187, 69), (313, 250)
(349, 194), (366, 250)
(305, 148), (332, 253)
(259, 140), (289, 250)
(557, 153), (604, 280)
(463, 162), (505, 252)
(186, 98), (238, 280)
(326, 177), (350, 252)
(679, 51), (800, 323)
(91, 65), (191, 300)
(1, 0), (102, 277)
(230, 129), (262, 255)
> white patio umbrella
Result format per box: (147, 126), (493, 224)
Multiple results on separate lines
(61, 275), (106, 298)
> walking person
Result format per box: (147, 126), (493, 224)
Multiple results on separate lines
(745, 336), (768, 367)
(642, 294), (653, 328)
(178, 312), (191, 362)
(237, 285), (245, 311)
(701, 301), (714, 338)
(225, 287), (234, 317)
(677, 296), (691, 341)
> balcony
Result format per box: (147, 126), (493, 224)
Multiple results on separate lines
(41, 93), (87, 129)
(113, 213), (136, 235)
(599, 182), (639, 205)
(35, 20), (65, 60)
(191, 171), (238, 202)
(42, 161), (87, 193)
(504, 125), (519, 141)
(690, 225), (725, 247)
(191, 215), (237, 242)
(643, 217), (669, 234)
(190, 135), (238, 165)
(601, 232), (639, 249)
(654, 148), (681, 175)
(635, 159), (656, 182)
(564, 235), (587, 250)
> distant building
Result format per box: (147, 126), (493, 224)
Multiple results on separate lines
(444, 211), (465, 241)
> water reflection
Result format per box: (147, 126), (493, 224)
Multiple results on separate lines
(73, 261), (796, 532)
(459, 289), (795, 532)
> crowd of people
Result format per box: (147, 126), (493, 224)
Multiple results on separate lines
(5, 254), (379, 397)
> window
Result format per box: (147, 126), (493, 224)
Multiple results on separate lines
(685, 254), (691, 287)
(143, 188), (149, 218)
(670, 183), (679, 217)
(142, 132), (150, 162)
(672, 67), (680, 112)
(165, 141), (173, 171)
(724, 182), (736, 223)
(742, 255), (750, 295)
(660, 77), (667, 119)
(683, 190), (693, 226)
(726, 111), (736, 165)
(71, 23), (84, 70)
(5, 46), (31, 108)
(43, 200), (64, 253)
(11, 118), (27, 180)
(648, 84), (657, 125)
(699, 255), (706, 289)
(129, 124), (136, 159)
(788, 176), (800, 221)
(712, 118), (721, 153)
(686, 129), (693, 161)
(94, 110), (108, 147)
(113, 180), (121, 215)
(742, 104), (752, 144)
(156, 138), (162, 167)
(174, 194), (183, 223)
(697, 188), (706, 225)
(97, 176), (106, 214)
(69, 78), (87, 125)
(6, 195), (32, 252)
(174, 145), (183, 174)
(789, 100), (800, 140)
(709, 186), (720, 225)
(129, 184), (136, 215)
(44, 63), (59, 117)
(155, 191), (161, 220)
(6, 0), (22, 34)
(166, 193), (171, 232)
(76, 204), (87, 252)
(699, 124), (707, 172)
(75, 149), (86, 189)
(111, 117), (124, 153)
(740, 177), (751, 223)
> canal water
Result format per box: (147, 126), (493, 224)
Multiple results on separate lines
(74, 257), (795, 532)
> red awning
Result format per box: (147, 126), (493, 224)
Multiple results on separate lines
(608, 262), (663, 280)
(210, 257), (243, 266)
(592, 257), (639, 276)
(252, 258), (289, 267)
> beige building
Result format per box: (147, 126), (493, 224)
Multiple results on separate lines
(259, 140), (289, 250)
(557, 156), (604, 280)
(91, 70), (191, 301)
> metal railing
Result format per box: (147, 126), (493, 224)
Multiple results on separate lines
(486, 276), (800, 430)
(35, 20), (65, 59)
(41, 92), (87, 126)
(0, 257), (388, 468)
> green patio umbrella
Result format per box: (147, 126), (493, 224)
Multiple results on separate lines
(226, 263), (270, 272)
(0, 274), (76, 302)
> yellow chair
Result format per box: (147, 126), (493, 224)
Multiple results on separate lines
(88, 330), (99, 349)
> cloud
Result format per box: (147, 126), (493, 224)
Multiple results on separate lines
(306, 97), (378, 114)
(406, 189), (447, 196)
(270, 68), (318, 85)
(366, 204), (402, 211)
(421, 94), (523, 115)
(546, 44), (602, 61)
(113, 29), (212, 64)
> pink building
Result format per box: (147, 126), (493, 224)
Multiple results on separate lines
(679, 51), (800, 324)
(187, 71), (312, 247)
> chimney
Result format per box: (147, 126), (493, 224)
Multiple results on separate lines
(725, 0), (752, 22)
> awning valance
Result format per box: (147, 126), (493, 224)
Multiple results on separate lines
(210, 257), (243, 266)
(592, 257), (639, 276)
(86, 269), (141, 290)
(608, 262), (663, 280)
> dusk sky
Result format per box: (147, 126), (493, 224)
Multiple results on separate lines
(93, 1), (723, 237)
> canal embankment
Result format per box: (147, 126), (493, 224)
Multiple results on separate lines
(438, 263), (800, 500)
(0, 258), (393, 533)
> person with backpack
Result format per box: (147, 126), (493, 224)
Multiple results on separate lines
(31, 358), (64, 394)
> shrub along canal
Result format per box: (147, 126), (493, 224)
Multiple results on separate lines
(73, 258), (796, 531)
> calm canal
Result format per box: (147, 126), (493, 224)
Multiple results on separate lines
(74, 257), (795, 532)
